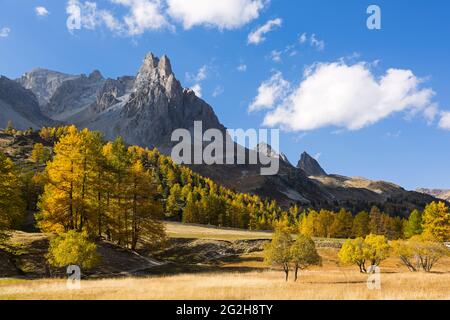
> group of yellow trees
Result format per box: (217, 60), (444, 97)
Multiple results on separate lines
(296, 207), (404, 240)
(266, 200), (450, 279)
(36, 126), (166, 251)
(0, 151), (25, 240)
(2, 125), (450, 271)
(338, 202), (450, 273)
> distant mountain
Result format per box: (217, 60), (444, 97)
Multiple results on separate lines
(416, 188), (450, 201)
(17, 68), (78, 106)
(4, 52), (441, 216)
(0, 76), (53, 129)
(297, 152), (327, 176)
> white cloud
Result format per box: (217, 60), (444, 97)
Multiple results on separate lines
(66, 0), (170, 35)
(256, 61), (437, 132)
(313, 152), (322, 161)
(212, 85), (224, 97)
(110, 0), (171, 35)
(248, 71), (290, 112)
(0, 27), (10, 38)
(439, 111), (450, 130)
(35, 6), (50, 17)
(270, 50), (282, 62)
(299, 33), (325, 51)
(191, 84), (202, 97)
(310, 34), (325, 51)
(237, 64), (247, 72)
(423, 103), (439, 124)
(167, 0), (266, 30)
(186, 65), (208, 83)
(299, 32), (307, 44)
(247, 18), (282, 45)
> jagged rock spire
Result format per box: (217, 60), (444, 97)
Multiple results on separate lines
(297, 151), (327, 176)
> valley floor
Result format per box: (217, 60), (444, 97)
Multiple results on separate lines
(1, 269), (450, 300)
(1, 222), (449, 300)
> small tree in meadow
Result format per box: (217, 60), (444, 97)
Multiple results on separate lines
(264, 227), (292, 281)
(290, 234), (321, 281)
(338, 237), (367, 273)
(411, 235), (449, 272)
(339, 234), (391, 273)
(47, 231), (100, 270)
(363, 234), (391, 268)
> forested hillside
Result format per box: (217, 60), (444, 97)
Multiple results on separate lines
(1, 125), (445, 246)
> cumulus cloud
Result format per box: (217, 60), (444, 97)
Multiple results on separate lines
(66, 0), (170, 35)
(247, 18), (282, 45)
(251, 61), (437, 131)
(110, 0), (171, 35)
(66, 0), (267, 35)
(0, 27), (10, 38)
(35, 6), (50, 17)
(439, 112), (450, 130)
(167, 0), (266, 30)
(248, 71), (290, 112)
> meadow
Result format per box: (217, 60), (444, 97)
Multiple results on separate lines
(1, 232), (449, 300)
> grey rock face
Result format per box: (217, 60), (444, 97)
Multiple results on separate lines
(297, 151), (327, 176)
(44, 71), (105, 118)
(17, 68), (77, 106)
(0, 76), (52, 129)
(115, 53), (225, 149)
(90, 77), (132, 114)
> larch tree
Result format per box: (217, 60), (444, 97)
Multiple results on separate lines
(0, 151), (25, 238)
(422, 202), (450, 242)
(403, 209), (423, 239)
(330, 208), (353, 238)
(352, 211), (370, 238)
(369, 206), (384, 235)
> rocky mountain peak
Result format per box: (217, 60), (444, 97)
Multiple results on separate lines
(17, 68), (77, 106)
(255, 142), (290, 163)
(158, 55), (173, 77)
(89, 70), (104, 81)
(297, 151), (327, 176)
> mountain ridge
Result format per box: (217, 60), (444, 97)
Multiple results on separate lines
(1, 52), (441, 215)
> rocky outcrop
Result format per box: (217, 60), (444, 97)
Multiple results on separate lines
(17, 68), (77, 106)
(90, 77), (135, 113)
(43, 71), (105, 118)
(416, 188), (450, 201)
(90, 53), (225, 150)
(0, 76), (52, 129)
(297, 152), (327, 176)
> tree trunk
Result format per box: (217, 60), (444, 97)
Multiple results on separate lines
(284, 263), (289, 282)
(294, 265), (299, 282)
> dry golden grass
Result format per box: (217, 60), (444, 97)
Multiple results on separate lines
(1, 249), (449, 300)
(1, 270), (450, 300)
(164, 222), (273, 240)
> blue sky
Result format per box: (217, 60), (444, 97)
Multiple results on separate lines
(1, 0), (450, 190)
